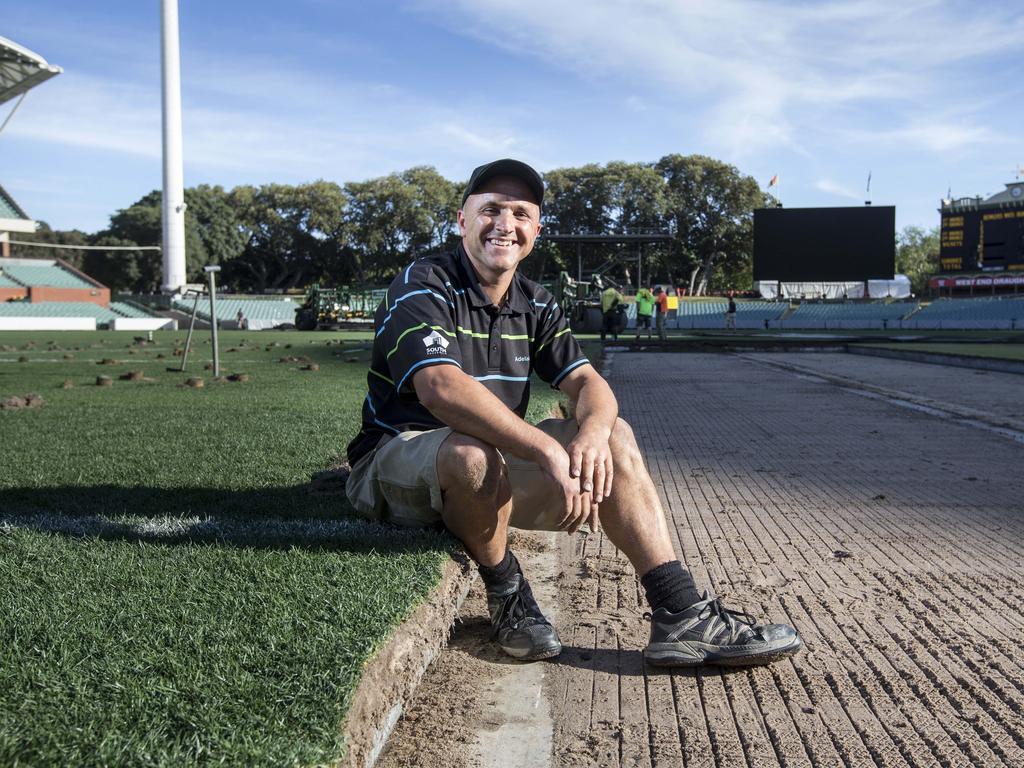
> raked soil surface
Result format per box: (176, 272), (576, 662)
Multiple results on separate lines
(379, 351), (1024, 768)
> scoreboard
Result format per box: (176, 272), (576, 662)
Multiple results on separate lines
(940, 201), (1024, 273)
(753, 206), (895, 282)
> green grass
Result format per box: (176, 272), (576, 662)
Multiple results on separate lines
(0, 330), (563, 767)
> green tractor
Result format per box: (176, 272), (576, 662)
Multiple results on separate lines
(295, 284), (388, 330)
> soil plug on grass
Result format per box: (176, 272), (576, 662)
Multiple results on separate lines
(17, 356), (29, 363)
(96, 375), (113, 387)
(63, 353), (74, 360)
(61, 380), (74, 389)
(227, 373), (250, 382)
(184, 377), (204, 388)
(98, 359), (121, 366)
(302, 363), (320, 371)
(1, 394), (44, 410)
(156, 353), (166, 360)
(119, 371), (148, 382)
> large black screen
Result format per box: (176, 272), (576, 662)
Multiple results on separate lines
(753, 206), (895, 281)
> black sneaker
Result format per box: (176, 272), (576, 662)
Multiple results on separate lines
(485, 573), (562, 661)
(644, 592), (801, 667)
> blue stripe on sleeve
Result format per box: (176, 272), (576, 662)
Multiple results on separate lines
(552, 358), (589, 386)
(396, 357), (462, 392)
(376, 289), (454, 337)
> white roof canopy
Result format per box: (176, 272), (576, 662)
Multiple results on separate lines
(0, 36), (62, 106)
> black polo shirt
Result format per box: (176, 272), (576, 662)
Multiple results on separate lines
(346, 243), (590, 465)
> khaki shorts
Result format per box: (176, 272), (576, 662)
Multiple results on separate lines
(345, 418), (579, 530)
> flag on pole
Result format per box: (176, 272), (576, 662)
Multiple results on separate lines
(768, 174), (778, 188)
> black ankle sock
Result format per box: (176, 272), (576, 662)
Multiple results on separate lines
(640, 560), (701, 613)
(478, 550), (521, 588)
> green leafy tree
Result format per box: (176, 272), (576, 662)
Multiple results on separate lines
(16, 224), (92, 272)
(656, 154), (764, 294)
(344, 167), (459, 282)
(896, 225), (940, 295)
(227, 181), (347, 292)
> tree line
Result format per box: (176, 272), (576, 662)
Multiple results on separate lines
(22, 154), (939, 295)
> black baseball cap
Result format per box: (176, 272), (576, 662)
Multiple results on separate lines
(462, 158), (544, 207)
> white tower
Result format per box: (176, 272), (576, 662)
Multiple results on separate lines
(160, 0), (187, 293)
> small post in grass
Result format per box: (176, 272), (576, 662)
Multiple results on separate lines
(204, 265), (221, 377)
(176, 289), (201, 372)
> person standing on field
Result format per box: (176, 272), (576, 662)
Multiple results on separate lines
(600, 283), (624, 342)
(654, 286), (669, 341)
(634, 286), (655, 340)
(726, 295), (737, 332)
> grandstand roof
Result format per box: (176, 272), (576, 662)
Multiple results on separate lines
(0, 36), (62, 106)
(0, 183), (35, 233)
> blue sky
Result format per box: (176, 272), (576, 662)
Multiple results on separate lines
(3, 0), (1023, 236)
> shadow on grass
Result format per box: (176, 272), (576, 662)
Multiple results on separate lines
(0, 484), (457, 555)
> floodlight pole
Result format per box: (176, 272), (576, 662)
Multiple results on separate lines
(160, 0), (187, 294)
(205, 265), (221, 377)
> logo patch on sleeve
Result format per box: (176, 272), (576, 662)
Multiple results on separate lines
(422, 330), (450, 355)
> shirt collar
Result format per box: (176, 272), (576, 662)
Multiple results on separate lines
(454, 243), (532, 315)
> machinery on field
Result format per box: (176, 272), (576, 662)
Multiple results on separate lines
(294, 284), (387, 330)
(552, 271), (627, 334)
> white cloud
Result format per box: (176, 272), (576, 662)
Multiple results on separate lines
(412, 0), (1023, 157)
(815, 178), (864, 202)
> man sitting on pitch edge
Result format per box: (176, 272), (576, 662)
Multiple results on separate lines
(345, 159), (801, 667)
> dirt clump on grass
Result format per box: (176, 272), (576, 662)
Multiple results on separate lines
(118, 371), (154, 382)
(96, 375), (113, 387)
(184, 377), (204, 388)
(97, 358), (121, 366)
(1, 393), (44, 411)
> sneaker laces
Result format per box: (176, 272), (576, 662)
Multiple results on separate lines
(702, 597), (760, 643)
(492, 580), (546, 636)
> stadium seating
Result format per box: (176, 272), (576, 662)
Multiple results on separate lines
(172, 296), (299, 330)
(671, 300), (788, 329)
(109, 301), (156, 319)
(0, 301), (120, 322)
(0, 262), (94, 289)
(782, 301), (918, 329)
(906, 298), (1024, 330)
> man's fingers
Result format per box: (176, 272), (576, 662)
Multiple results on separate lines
(567, 492), (588, 534)
(588, 501), (600, 533)
(580, 452), (595, 495)
(569, 445), (583, 479)
(593, 460), (606, 503)
(603, 457), (614, 499)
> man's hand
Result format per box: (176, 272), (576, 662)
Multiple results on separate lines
(533, 443), (590, 535)
(565, 424), (614, 533)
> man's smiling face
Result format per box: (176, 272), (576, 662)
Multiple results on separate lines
(458, 176), (541, 284)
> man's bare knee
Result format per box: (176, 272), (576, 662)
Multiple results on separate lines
(438, 433), (506, 498)
(610, 417), (643, 468)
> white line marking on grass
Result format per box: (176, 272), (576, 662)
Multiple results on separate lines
(0, 513), (442, 545)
